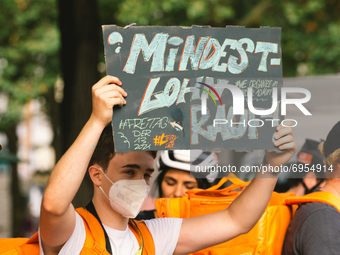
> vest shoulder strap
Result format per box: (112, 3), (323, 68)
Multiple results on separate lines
(76, 208), (111, 255)
(76, 208), (155, 255)
(129, 220), (155, 255)
(285, 191), (340, 212)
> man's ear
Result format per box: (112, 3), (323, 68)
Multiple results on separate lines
(89, 165), (102, 187)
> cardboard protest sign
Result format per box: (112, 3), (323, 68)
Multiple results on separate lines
(102, 25), (283, 152)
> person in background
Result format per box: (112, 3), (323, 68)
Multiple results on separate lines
(136, 150), (219, 220)
(156, 150), (219, 198)
(285, 139), (325, 196)
(282, 121), (340, 255)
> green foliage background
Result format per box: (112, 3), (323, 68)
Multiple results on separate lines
(0, 0), (59, 130)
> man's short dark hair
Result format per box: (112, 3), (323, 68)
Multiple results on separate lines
(89, 124), (156, 171)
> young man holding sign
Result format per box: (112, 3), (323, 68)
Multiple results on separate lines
(39, 75), (296, 255)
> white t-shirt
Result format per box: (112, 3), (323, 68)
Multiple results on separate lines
(39, 211), (183, 255)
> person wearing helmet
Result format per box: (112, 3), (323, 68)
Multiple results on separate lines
(283, 121), (340, 255)
(156, 150), (219, 198)
(285, 139), (325, 196)
(136, 150), (219, 220)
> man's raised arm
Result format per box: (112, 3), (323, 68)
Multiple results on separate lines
(39, 76), (126, 254)
(174, 124), (297, 255)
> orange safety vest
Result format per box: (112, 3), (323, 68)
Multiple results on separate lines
(156, 175), (294, 255)
(156, 175), (340, 255)
(0, 208), (155, 255)
(285, 191), (340, 214)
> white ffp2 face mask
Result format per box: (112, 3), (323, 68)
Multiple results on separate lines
(98, 168), (150, 218)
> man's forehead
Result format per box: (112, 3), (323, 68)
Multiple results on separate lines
(117, 150), (154, 157)
(116, 149), (155, 156)
(112, 151), (154, 165)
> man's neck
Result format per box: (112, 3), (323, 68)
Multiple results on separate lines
(321, 178), (340, 198)
(92, 195), (130, 231)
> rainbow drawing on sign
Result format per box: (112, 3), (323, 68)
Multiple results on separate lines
(197, 82), (222, 105)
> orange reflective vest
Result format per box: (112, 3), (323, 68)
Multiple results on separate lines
(0, 208), (155, 255)
(155, 175), (340, 255)
(285, 191), (340, 214)
(156, 175), (293, 255)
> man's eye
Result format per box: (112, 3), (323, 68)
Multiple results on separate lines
(125, 170), (134, 175)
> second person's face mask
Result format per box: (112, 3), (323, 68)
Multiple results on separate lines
(98, 168), (150, 218)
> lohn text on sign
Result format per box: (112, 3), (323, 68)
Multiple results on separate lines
(138, 76), (311, 117)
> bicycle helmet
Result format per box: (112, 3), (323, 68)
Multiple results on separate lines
(156, 150), (219, 183)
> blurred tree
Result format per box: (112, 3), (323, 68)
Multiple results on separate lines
(0, 0), (60, 236)
(58, 0), (121, 208)
(58, 0), (101, 208)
